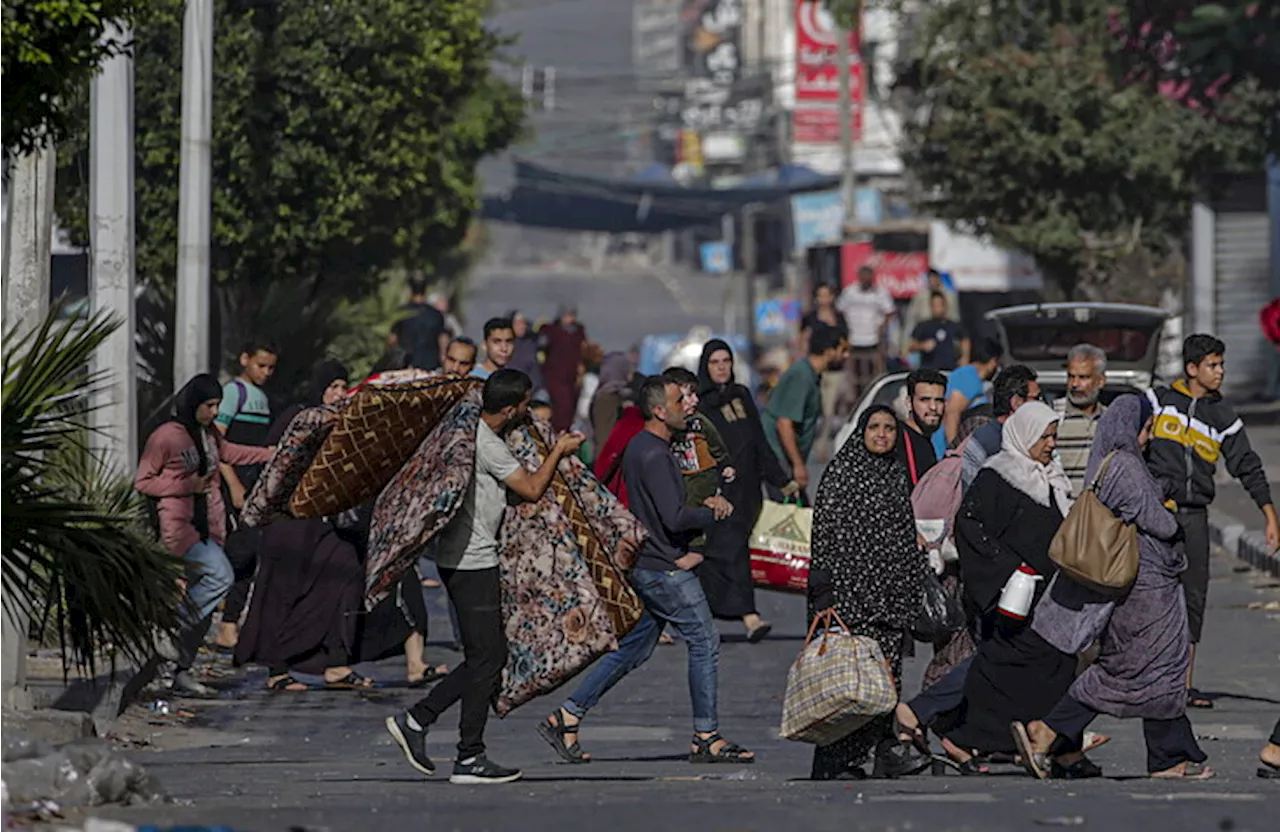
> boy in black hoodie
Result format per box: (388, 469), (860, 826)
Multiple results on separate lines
(1146, 333), (1278, 709)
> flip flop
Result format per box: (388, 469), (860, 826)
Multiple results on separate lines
(407, 666), (449, 688)
(1257, 766), (1280, 780)
(267, 674), (309, 693)
(325, 671), (377, 690)
(1151, 761), (1215, 780)
(746, 622), (773, 644)
(1083, 731), (1111, 752)
(1010, 721), (1048, 780)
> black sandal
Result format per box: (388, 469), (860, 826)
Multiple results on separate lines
(690, 733), (755, 764)
(931, 754), (991, 776)
(1187, 688), (1214, 709)
(536, 709), (591, 764)
(895, 716), (931, 755)
(325, 671), (376, 690)
(267, 674), (308, 693)
(1050, 757), (1103, 780)
(407, 666), (448, 688)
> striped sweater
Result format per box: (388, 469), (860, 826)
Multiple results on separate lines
(1053, 398), (1106, 496)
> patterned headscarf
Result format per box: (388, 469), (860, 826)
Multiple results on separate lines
(984, 401), (1073, 516)
(811, 404), (924, 629)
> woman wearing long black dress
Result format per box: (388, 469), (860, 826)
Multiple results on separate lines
(808, 405), (931, 779)
(695, 340), (794, 641)
(940, 401), (1075, 758)
(235, 361), (375, 690)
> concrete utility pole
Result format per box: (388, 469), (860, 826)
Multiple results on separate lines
(90, 23), (139, 474)
(837, 24), (856, 225)
(1, 143), (56, 710)
(174, 0), (214, 387)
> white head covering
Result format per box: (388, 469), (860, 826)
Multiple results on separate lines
(983, 400), (1073, 516)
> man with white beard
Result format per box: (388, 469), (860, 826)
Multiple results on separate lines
(1052, 344), (1108, 496)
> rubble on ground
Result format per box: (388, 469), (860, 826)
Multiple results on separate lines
(2, 729), (165, 818)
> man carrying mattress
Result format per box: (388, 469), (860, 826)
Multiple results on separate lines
(385, 369), (584, 785)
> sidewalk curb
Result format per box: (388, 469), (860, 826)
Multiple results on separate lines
(1210, 510), (1279, 577)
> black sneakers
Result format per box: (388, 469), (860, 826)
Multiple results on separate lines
(385, 713), (435, 776)
(449, 754), (523, 785)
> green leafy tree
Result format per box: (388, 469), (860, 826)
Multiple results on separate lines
(55, 0), (524, 401)
(1121, 3), (1280, 95)
(2, 306), (181, 672)
(1, 0), (135, 154)
(900, 0), (1271, 299)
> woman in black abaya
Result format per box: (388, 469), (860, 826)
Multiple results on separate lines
(695, 340), (794, 642)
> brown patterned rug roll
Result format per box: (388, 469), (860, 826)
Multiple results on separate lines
(289, 374), (481, 518)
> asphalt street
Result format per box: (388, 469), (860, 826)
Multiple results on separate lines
(89, 545), (1279, 832)
(83, 271), (1280, 830)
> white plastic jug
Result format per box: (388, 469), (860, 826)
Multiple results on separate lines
(998, 564), (1043, 620)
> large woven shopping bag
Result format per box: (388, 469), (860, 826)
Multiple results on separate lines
(749, 498), (811, 593)
(779, 609), (897, 745)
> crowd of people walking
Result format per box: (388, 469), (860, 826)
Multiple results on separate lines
(133, 273), (1279, 787)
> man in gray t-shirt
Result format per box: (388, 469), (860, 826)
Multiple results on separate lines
(386, 369), (584, 786)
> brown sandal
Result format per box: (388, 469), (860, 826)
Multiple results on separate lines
(1151, 761), (1215, 780)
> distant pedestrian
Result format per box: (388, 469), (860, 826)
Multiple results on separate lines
(397, 272), (449, 371)
(900, 268), (960, 358)
(909, 292), (969, 371)
(837, 266), (895, 402)
(385, 369), (584, 785)
(801, 282), (851, 461)
(540, 304), (588, 432)
(213, 337), (279, 653)
(536, 376), (752, 766)
(136, 374), (274, 696)
(506, 311), (545, 397)
(1145, 334), (1278, 710)
(590, 351), (634, 447)
(696, 340), (796, 640)
(941, 337), (1003, 449)
(1052, 344), (1108, 496)
(762, 326), (847, 499)
(472, 317), (515, 380)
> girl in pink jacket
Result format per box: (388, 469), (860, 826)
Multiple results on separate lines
(135, 373), (273, 695)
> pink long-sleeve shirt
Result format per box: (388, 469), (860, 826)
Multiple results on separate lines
(135, 422), (274, 556)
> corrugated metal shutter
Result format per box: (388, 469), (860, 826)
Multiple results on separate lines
(1214, 212), (1273, 397)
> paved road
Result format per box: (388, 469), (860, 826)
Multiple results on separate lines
(84, 544), (1279, 832)
(77, 272), (1280, 829)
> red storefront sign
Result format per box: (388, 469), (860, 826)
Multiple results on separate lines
(793, 0), (862, 142)
(841, 242), (929, 300)
(793, 106), (863, 144)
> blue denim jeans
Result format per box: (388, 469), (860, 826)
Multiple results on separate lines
(181, 539), (235, 627)
(564, 566), (720, 733)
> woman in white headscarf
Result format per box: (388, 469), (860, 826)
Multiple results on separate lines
(935, 402), (1078, 762)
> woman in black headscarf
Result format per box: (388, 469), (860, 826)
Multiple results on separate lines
(807, 404), (931, 779)
(695, 339), (793, 641)
(235, 361), (379, 690)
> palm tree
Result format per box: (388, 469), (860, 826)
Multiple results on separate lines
(2, 304), (181, 674)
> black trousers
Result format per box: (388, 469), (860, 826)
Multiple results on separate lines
(1271, 717), (1280, 747)
(408, 566), (505, 760)
(910, 655), (973, 725)
(1043, 694), (1207, 773)
(221, 527), (261, 625)
(1175, 508), (1210, 644)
